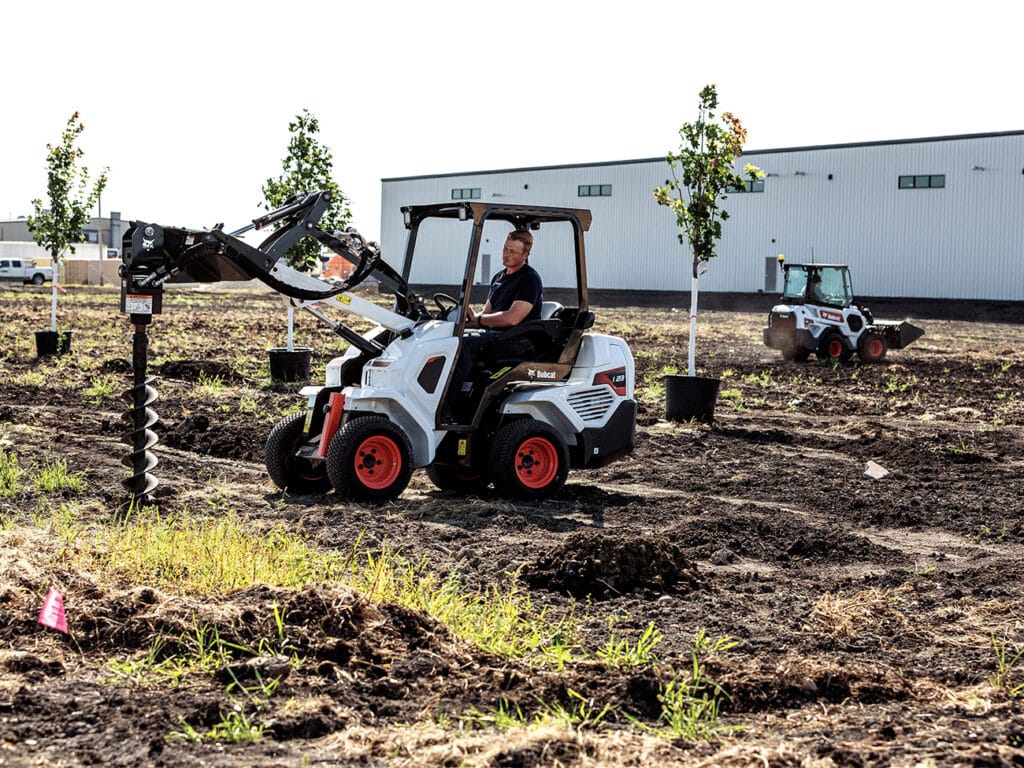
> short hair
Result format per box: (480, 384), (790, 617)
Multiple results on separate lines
(507, 230), (533, 254)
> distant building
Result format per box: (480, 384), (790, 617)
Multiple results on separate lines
(0, 213), (124, 260)
(380, 130), (1024, 302)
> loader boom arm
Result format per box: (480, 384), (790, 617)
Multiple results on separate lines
(119, 190), (425, 332)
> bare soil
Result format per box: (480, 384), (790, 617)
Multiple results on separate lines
(1, 284), (1023, 767)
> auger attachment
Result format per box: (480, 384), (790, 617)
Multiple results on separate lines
(122, 322), (160, 501)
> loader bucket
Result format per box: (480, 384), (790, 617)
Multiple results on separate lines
(876, 320), (925, 349)
(894, 321), (925, 349)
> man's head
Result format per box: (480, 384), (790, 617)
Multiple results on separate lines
(502, 230), (532, 273)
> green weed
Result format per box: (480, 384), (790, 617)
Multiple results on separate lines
(597, 618), (663, 667)
(0, 451), (21, 497)
(83, 374), (118, 404)
(32, 459), (85, 494)
(990, 635), (1024, 698)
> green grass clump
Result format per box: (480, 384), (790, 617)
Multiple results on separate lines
(32, 458), (85, 494)
(0, 451), (22, 497)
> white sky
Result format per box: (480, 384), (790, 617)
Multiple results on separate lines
(1, 0), (1019, 242)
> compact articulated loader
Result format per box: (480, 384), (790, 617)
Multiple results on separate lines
(763, 262), (925, 363)
(119, 191), (636, 503)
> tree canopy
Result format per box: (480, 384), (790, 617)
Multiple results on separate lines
(262, 109), (352, 273)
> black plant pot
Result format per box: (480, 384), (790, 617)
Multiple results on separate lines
(268, 347), (313, 383)
(35, 330), (73, 357)
(664, 374), (721, 423)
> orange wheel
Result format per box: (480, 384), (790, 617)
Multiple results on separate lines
(326, 416), (413, 502)
(353, 435), (404, 490)
(858, 331), (889, 362)
(514, 436), (560, 489)
(491, 420), (569, 499)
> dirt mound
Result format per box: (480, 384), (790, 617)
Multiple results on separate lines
(523, 532), (703, 599)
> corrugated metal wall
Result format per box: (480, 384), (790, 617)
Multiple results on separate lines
(381, 132), (1024, 301)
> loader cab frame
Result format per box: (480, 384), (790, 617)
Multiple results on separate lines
(398, 202), (596, 429)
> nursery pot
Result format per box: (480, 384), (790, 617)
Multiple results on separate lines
(267, 347), (313, 383)
(35, 330), (73, 357)
(664, 374), (721, 423)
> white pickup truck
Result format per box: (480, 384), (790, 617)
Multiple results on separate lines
(0, 258), (53, 285)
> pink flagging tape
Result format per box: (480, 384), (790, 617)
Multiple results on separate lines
(37, 588), (68, 634)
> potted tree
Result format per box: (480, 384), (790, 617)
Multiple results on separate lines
(27, 112), (107, 357)
(262, 109), (352, 383)
(654, 85), (761, 422)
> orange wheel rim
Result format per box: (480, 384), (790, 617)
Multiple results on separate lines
(868, 339), (884, 357)
(514, 437), (558, 489)
(354, 435), (403, 490)
(828, 339), (844, 357)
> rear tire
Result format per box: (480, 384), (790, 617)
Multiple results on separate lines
(326, 416), (413, 502)
(817, 330), (852, 362)
(31, 273), (44, 285)
(265, 412), (331, 494)
(857, 331), (888, 362)
(490, 420), (569, 500)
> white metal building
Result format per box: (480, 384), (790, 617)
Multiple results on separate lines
(380, 131), (1024, 302)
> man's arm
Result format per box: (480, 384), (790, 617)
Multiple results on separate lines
(474, 299), (533, 329)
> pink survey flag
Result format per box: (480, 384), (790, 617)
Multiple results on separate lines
(37, 588), (68, 634)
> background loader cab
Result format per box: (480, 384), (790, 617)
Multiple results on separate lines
(763, 263), (924, 363)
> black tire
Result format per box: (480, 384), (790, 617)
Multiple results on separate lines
(425, 462), (489, 494)
(265, 412), (331, 494)
(31, 273), (45, 285)
(326, 416), (413, 502)
(782, 346), (811, 362)
(857, 331), (888, 362)
(817, 330), (852, 362)
(490, 420), (569, 500)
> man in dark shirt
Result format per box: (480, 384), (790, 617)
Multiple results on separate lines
(447, 230), (542, 418)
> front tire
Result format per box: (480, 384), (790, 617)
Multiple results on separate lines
(265, 412), (331, 494)
(326, 416), (413, 502)
(857, 331), (888, 362)
(490, 420), (569, 500)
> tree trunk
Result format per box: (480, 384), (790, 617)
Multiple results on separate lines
(50, 256), (60, 332)
(687, 272), (699, 377)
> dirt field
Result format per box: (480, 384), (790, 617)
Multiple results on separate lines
(1, 284), (1023, 767)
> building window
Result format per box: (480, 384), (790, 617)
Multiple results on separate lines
(728, 179), (765, 193)
(82, 229), (99, 243)
(578, 184), (612, 197)
(451, 188), (481, 200)
(898, 174), (945, 190)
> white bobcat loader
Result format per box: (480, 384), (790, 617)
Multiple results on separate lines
(119, 192), (636, 503)
(763, 262), (924, 363)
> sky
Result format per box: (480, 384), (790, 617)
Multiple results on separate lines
(2, 0), (1020, 243)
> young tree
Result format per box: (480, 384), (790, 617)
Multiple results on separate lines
(27, 112), (108, 333)
(654, 84), (761, 377)
(262, 109), (352, 273)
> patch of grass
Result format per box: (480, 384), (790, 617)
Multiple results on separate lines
(626, 630), (740, 741)
(83, 374), (118, 404)
(718, 387), (746, 412)
(0, 450), (22, 497)
(990, 635), (1024, 698)
(596, 618), (662, 667)
(32, 458), (85, 494)
(194, 371), (227, 397)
